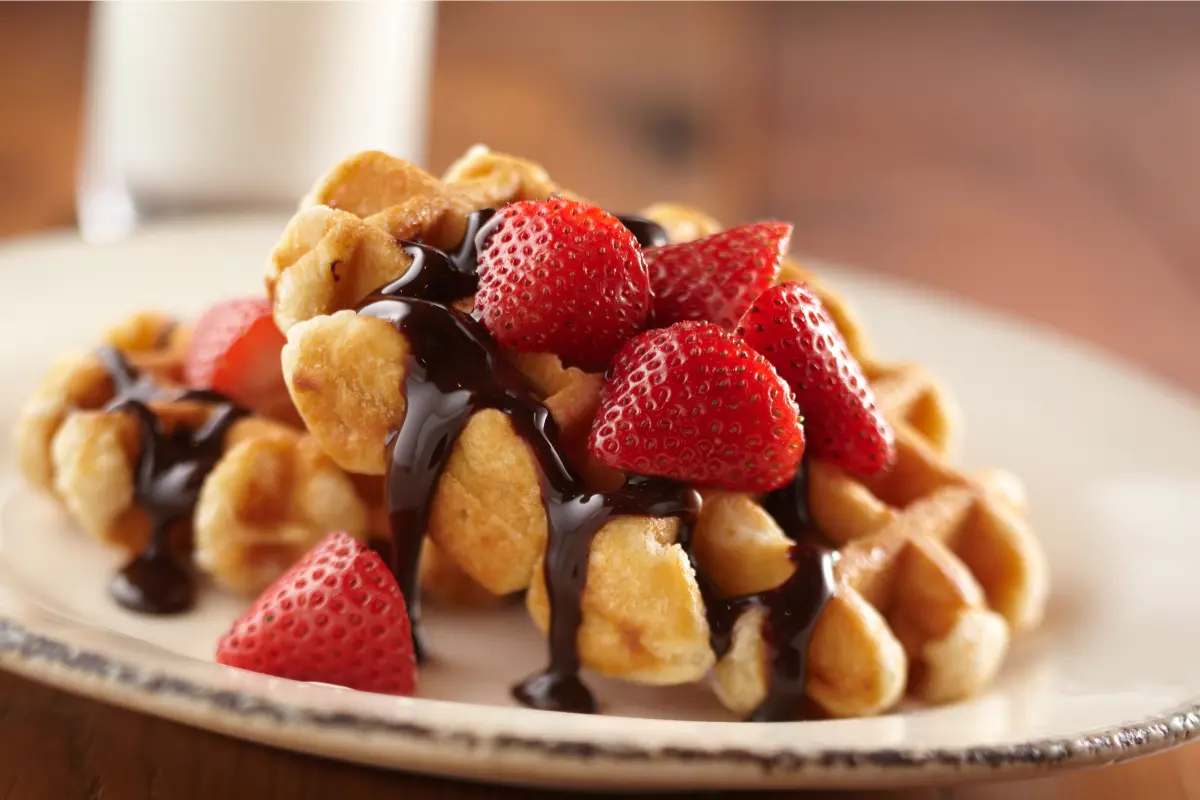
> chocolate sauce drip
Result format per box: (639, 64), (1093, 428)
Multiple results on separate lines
(97, 346), (161, 406)
(472, 206), (667, 255)
(744, 542), (835, 721)
(96, 347), (247, 614)
(387, 243), (479, 305)
(681, 461), (837, 722)
(615, 215), (670, 249)
(469, 208), (505, 269)
(384, 208), (497, 304)
(456, 207), (499, 272)
(762, 457), (816, 534)
(518, 477), (700, 713)
(357, 240), (696, 710)
(358, 297), (486, 662)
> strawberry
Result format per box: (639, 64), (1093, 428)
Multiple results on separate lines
(474, 198), (651, 368)
(736, 281), (895, 477)
(184, 297), (288, 408)
(589, 321), (804, 492)
(216, 531), (416, 695)
(645, 222), (792, 330)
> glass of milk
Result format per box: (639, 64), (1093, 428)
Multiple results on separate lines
(77, 1), (436, 242)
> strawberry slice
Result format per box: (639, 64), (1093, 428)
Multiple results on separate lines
(216, 531), (416, 695)
(736, 281), (895, 477)
(474, 198), (651, 368)
(589, 321), (804, 492)
(184, 297), (287, 408)
(646, 222), (792, 330)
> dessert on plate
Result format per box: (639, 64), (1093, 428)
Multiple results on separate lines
(13, 145), (1049, 722)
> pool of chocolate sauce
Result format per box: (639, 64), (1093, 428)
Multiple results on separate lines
(96, 348), (247, 614)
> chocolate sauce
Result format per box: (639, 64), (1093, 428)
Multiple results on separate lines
(762, 457), (816, 535)
(97, 346), (161, 406)
(615, 215), (670, 249)
(695, 461), (836, 721)
(745, 542), (835, 721)
(386, 208), (498, 304)
(387, 244), (479, 305)
(473, 207), (667, 254)
(518, 477), (700, 713)
(96, 347), (247, 614)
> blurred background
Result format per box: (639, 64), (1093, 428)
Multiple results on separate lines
(1, 2), (1198, 390)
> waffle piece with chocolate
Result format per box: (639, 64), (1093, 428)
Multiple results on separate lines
(13, 311), (370, 610)
(267, 147), (580, 334)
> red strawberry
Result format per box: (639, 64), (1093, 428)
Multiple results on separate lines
(215, 531), (416, 695)
(589, 321), (804, 492)
(474, 198), (651, 368)
(736, 281), (894, 477)
(185, 297), (288, 407)
(646, 222), (792, 330)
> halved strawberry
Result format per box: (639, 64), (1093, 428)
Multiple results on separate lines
(474, 198), (651, 369)
(736, 281), (895, 477)
(184, 297), (287, 408)
(589, 321), (804, 492)
(216, 531), (416, 695)
(646, 222), (792, 330)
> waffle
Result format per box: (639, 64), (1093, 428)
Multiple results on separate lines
(267, 147), (581, 334)
(267, 146), (1048, 717)
(13, 312), (371, 595)
(350, 472), (501, 610)
(648, 203), (1046, 717)
(698, 362), (1046, 718)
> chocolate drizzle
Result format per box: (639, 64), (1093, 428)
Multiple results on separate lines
(472, 204), (667, 252)
(517, 478), (699, 713)
(615, 215), (670, 249)
(389, 207), (498, 303)
(745, 543), (834, 722)
(96, 347), (247, 614)
(669, 459), (837, 722)
(752, 461), (839, 721)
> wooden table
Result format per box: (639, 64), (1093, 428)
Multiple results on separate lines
(1, 3), (1198, 798)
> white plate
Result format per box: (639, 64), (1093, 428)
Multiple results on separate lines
(0, 216), (1198, 791)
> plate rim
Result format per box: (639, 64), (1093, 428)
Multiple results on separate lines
(0, 612), (1196, 789)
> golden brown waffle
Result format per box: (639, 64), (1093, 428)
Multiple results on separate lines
(267, 147), (584, 333)
(349, 472), (501, 609)
(266, 147), (1046, 716)
(696, 362), (1046, 718)
(13, 312), (371, 595)
(651, 203), (1046, 718)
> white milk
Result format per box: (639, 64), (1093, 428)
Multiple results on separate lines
(79, 1), (435, 239)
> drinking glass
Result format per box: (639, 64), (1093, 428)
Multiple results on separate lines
(77, 1), (436, 242)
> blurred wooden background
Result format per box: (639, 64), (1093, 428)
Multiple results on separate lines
(3, 2), (1199, 394)
(2, 3), (1200, 799)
